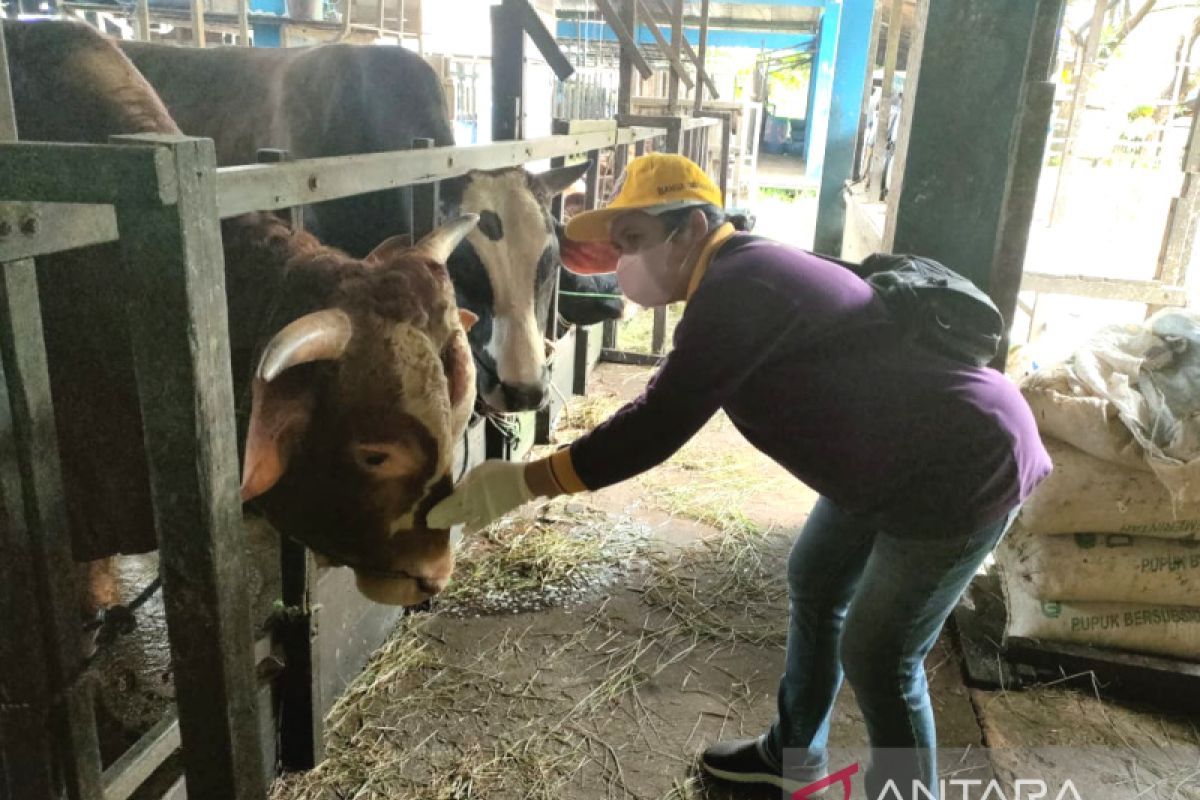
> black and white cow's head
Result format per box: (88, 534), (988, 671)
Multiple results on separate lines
(442, 162), (592, 413)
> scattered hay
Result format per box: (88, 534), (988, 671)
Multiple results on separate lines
(549, 390), (623, 444)
(615, 304), (684, 354)
(437, 500), (652, 616)
(638, 413), (792, 538)
(271, 595), (705, 800)
(640, 525), (790, 649)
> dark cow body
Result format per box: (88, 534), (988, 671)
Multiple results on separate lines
(7, 19), (476, 607)
(121, 39), (455, 259)
(117, 39), (617, 411)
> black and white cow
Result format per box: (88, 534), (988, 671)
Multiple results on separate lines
(441, 163), (591, 410)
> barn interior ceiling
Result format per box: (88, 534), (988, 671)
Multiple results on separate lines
(555, 0), (821, 34)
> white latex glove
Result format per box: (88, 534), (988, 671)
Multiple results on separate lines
(427, 460), (534, 534)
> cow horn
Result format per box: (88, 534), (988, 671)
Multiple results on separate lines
(256, 309), (353, 382)
(415, 213), (479, 264)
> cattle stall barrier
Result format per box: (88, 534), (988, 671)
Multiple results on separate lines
(0, 108), (727, 800)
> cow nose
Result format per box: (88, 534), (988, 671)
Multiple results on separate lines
(500, 382), (549, 411)
(416, 576), (447, 595)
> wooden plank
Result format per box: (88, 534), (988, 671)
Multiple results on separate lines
(700, 112), (734, 205)
(409, 138), (439, 239)
(613, 0), (637, 179)
(0, 14), (17, 141)
(0, 202), (119, 262)
(0, 260), (107, 800)
(278, 538), (321, 769)
(573, 323), (604, 395)
(549, 120), (570, 221)
(453, 414), (488, 480)
(511, 0), (574, 81)
(593, 0), (654, 80)
(667, 0), (684, 109)
(693, 0), (711, 113)
(137, 0), (153, 40)
(634, 0), (694, 92)
(600, 348), (663, 367)
(110, 134), (264, 800)
(492, 0), (525, 142)
(217, 128), (662, 219)
(1155, 98), (1200, 288)
(1005, 636), (1200, 714)
(869, 0), (905, 197)
(0, 26), (102, 789)
(160, 776), (187, 800)
(642, 0), (717, 101)
(255, 149), (304, 231)
(237, 0), (250, 44)
(102, 715), (181, 800)
(0, 425), (60, 800)
(191, 0), (206, 46)
(535, 326), (577, 444)
(618, 114), (684, 153)
(0, 142), (176, 206)
(1020, 272), (1188, 305)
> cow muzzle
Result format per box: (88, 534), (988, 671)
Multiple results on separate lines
(499, 381), (549, 411)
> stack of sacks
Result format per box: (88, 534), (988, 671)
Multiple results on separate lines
(997, 311), (1200, 661)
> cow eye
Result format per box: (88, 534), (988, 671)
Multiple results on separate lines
(360, 449), (389, 467)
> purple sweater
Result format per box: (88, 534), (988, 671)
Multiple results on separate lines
(566, 235), (1051, 536)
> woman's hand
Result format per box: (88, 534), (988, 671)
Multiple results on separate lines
(427, 460), (534, 534)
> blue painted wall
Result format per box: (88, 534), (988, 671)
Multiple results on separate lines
(250, 0), (284, 46)
(801, 0), (839, 178)
(556, 20), (814, 52)
(813, 0), (875, 255)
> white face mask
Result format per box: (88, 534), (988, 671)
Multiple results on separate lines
(616, 227), (681, 307)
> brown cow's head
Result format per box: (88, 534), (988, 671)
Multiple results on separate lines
(240, 215), (480, 606)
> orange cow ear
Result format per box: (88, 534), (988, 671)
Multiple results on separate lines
(241, 375), (314, 502)
(559, 236), (620, 275)
(458, 309), (479, 332)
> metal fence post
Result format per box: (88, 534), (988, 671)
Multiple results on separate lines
(410, 137), (439, 239)
(110, 133), (265, 800)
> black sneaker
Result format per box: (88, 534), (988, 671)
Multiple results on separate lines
(701, 735), (827, 796)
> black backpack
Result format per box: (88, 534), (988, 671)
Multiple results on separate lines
(715, 235), (1005, 367)
(851, 253), (1004, 368)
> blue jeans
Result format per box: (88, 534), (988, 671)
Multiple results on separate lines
(763, 497), (1015, 797)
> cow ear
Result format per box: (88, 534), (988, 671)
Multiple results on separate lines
(458, 308), (479, 332)
(534, 161), (592, 198)
(241, 375), (315, 502)
(558, 229), (620, 275)
(365, 233), (414, 266)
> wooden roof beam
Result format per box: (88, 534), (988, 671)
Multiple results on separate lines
(634, 0), (693, 90)
(593, 0), (655, 80)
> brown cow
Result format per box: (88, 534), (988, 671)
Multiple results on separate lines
(4, 19), (476, 608)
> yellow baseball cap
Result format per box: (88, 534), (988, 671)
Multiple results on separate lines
(565, 153), (723, 242)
